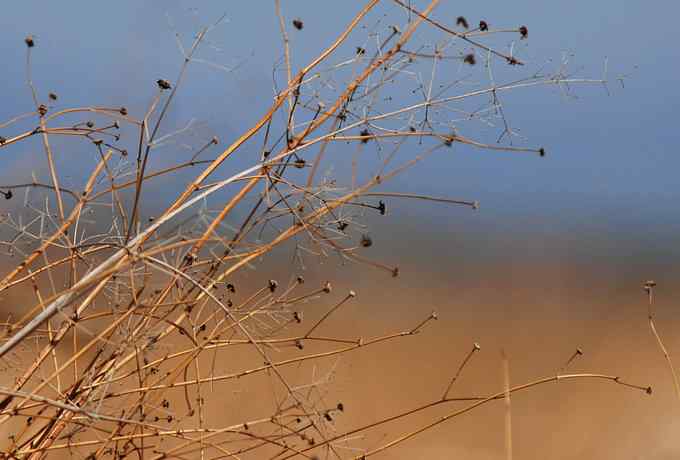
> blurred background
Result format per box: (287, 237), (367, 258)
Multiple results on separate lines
(1, 1), (679, 458)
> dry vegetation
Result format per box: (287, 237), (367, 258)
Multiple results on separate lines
(0, 1), (654, 458)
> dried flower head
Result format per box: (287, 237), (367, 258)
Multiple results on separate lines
(356, 46), (366, 55)
(479, 20), (489, 31)
(48, 92), (58, 101)
(25, 35), (35, 48)
(456, 16), (469, 29)
(463, 53), (476, 65)
(359, 128), (371, 143)
(292, 18), (304, 30)
(519, 25), (528, 39)
(37, 105), (48, 116)
(119, 107), (128, 116)
(360, 234), (373, 248)
(157, 79), (172, 90)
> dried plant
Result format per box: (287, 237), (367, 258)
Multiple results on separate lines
(0, 2), (650, 458)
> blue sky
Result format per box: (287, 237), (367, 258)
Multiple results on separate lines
(0, 1), (677, 240)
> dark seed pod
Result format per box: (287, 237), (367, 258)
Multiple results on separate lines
(38, 105), (48, 116)
(119, 107), (128, 116)
(519, 25), (528, 39)
(479, 20), (488, 31)
(356, 46), (366, 55)
(25, 35), (35, 48)
(359, 128), (371, 143)
(48, 92), (58, 101)
(360, 234), (373, 248)
(463, 53), (476, 65)
(157, 79), (172, 90)
(456, 16), (469, 29)
(292, 18), (304, 30)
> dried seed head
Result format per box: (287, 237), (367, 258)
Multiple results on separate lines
(268, 279), (278, 292)
(356, 46), (366, 55)
(25, 35), (35, 48)
(377, 200), (386, 215)
(479, 20), (489, 31)
(473, 342), (481, 351)
(38, 104), (48, 116)
(113, 121), (120, 129)
(292, 18), (304, 30)
(323, 281), (332, 293)
(337, 221), (348, 231)
(539, 147), (546, 157)
(359, 128), (371, 143)
(295, 339), (304, 350)
(348, 290), (356, 298)
(646, 386), (653, 395)
(226, 283), (236, 293)
(121, 149), (128, 157)
(293, 311), (302, 323)
(294, 158), (306, 168)
(360, 234), (373, 248)
(119, 107), (128, 116)
(337, 402), (344, 411)
(456, 16), (469, 29)
(507, 56), (520, 66)
(463, 53), (476, 66)
(157, 79), (172, 90)
(2, 190), (12, 200)
(296, 275), (305, 284)
(212, 136), (219, 144)
(86, 121), (94, 128)
(48, 92), (58, 101)
(0, 136), (6, 145)
(324, 412), (333, 421)
(519, 25), (528, 39)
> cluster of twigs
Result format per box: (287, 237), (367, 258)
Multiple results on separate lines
(0, 1), (650, 458)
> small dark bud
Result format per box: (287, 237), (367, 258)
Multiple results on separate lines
(377, 200), (386, 215)
(519, 25), (528, 39)
(86, 121), (94, 128)
(293, 311), (302, 323)
(212, 136), (219, 144)
(408, 126), (416, 132)
(296, 275), (305, 284)
(360, 234), (373, 248)
(294, 158), (306, 168)
(113, 121), (120, 129)
(324, 412), (333, 421)
(337, 402), (344, 411)
(337, 221), (348, 231)
(0, 136), (6, 145)
(38, 105), (48, 116)
(356, 46), (366, 55)
(323, 282), (332, 293)
(292, 18), (304, 30)
(268, 279), (278, 292)
(3, 190), (12, 200)
(295, 339), (304, 350)
(25, 36), (35, 48)
(456, 16), (469, 29)
(119, 107), (128, 116)
(359, 128), (371, 143)
(646, 386), (653, 395)
(121, 149), (128, 157)
(463, 53), (476, 66)
(157, 79), (172, 90)
(93, 139), (103, 146)
(539, 147), (545, 157)
(48, 92), (58, 101)
(479, 20), (488, 31)
(226, 283), (235, 293)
